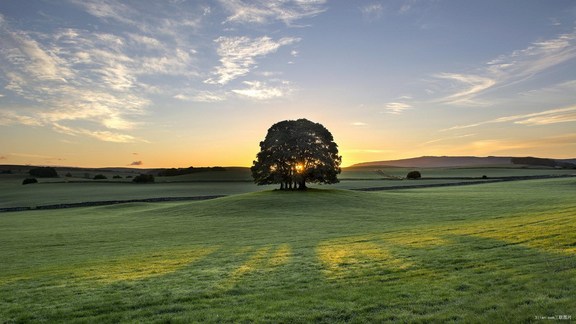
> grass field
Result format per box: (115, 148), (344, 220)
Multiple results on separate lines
(1, 178), (575, 322)
(2, 167), (573, 209)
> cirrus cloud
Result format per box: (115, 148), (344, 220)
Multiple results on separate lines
(205, 36), (300, 85)
(445, 105), (576, 131)
(220, 0), (327, 26)
(430, 27), (576, 106)
(385, 102), (412, 114)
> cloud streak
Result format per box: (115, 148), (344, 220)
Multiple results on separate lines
(0, 3), (206, 143)
(220, 0), (327, 25)
(433, 73), (496, 105)
(446, 106), (576, 131)
(448, 133), (576, 157)
(205, 36), (300, 85)
(385, 102), (412, 114)
(232, 80), (292, 100)
(432, 28), (576, 105)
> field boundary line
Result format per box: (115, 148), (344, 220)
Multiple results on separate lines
(2, 174), (574, 213)
(0, 195), (227, 213)
(352, 174), (575, 192)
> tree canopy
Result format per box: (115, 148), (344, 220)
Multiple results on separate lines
(251, 119), (342, 190)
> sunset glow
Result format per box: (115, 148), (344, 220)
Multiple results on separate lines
(1, 1), (576, 167)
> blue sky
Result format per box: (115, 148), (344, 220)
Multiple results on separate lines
(1, 0), (576, 167)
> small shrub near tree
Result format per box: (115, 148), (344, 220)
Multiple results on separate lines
(22, 178), (38, 185)
(406, 171), (422, 180)
(133, 174), (154, 183)
(113, 175), (122, 179)
(65, 172), (73, 177)
(93, 174), (107, 180)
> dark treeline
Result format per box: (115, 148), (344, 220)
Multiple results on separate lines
(29, 167), (58, 178)
(511, 157), (576, 169)
(156, 166), (226, 177)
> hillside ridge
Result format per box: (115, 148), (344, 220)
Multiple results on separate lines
(350, 156), (576, 168)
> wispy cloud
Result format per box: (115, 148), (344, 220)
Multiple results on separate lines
(71, 0), (206, 37)
(432, 28), (576, 105)
(205, 36), (300, 85)
(360, 3), (383, 21)
(174, 91), (227, 103)
(447, 133), (576, 156)
(130, 161), (143, 166)
(0, 3), (207, 143)
(2, 1), (310, 144)
(446, 105), (576, 131)
(9, 153), (64, 162)
(351, 122), (367, 126)
(433, 73), (496, 105)
(421, 133), (476, 146)
(220, 0), (327, 26)
(51, 123), (147, 143)
(232, 80), (292, 100)
(384, 102), (412, 114)
(0, 110), (43, 126)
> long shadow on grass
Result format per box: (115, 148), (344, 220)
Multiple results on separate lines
(1, 234), (575, 322)
(377, 234), (576, 322)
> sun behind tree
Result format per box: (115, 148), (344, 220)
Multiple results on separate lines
(251, 118), (342, 190)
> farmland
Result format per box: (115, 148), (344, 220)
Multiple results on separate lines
(1, 166), (573, 209)
(0, 171), (575, 322)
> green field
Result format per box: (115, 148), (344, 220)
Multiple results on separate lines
(1, 177), (575, 322)
(2, 166), (573, 209)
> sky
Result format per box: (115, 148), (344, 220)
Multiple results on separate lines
(1, 0), (576, 168)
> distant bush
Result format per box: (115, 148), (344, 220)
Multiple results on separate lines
(93, 174), (107, 180)
(29, 167), (58, 178)
(133, 174), (154, 183)
(113, 175), (122, 179)
(22, 178), (38, 185)
(1, 170), (12, 174)
(511, 157), (576, 169)
(406, 171), (421, 180)
(126, 175), (133, 179)
(65, 172), (73, 177)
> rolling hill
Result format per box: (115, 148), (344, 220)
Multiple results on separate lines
(350, 156), (576, 168)
(1, 178), (575, 322)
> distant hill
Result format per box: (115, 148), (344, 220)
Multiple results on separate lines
(350, 156), (576, 168)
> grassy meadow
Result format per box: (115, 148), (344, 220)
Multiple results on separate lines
(1, 166), (573, 209)
(1, 177), (575, 322)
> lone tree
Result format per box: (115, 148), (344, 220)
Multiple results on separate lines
(251, 118), (342, 190)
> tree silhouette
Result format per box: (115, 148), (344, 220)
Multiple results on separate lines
(251, 119), (342, 190)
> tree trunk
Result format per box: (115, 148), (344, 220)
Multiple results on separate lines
(298, 180), (307, 190)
